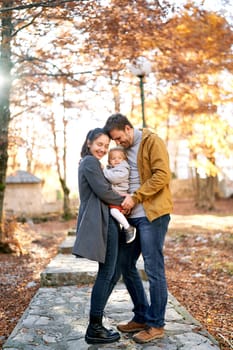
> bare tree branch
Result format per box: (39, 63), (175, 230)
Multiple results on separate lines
(0, 0), (80, 13)
(18, 71), (93, 77)
(15, 56), (94, 77)
(10, 105), (38, 120)
(12, 9), (43, 37)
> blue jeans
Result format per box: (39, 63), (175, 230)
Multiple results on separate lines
(116, 214), (170, 328)
(90, 216), (119, 317)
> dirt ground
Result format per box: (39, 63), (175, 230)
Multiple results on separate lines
(0, 198), (232, 350)
(166, 198), (233, 350)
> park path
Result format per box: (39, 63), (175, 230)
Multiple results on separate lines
(3, 218), (221, 350)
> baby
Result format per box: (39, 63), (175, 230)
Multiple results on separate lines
(103, 147), (136, 243)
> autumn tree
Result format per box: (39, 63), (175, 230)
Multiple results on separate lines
(1, 0), (233, 251)
(76, 0), (167, 114)
(0, 0), (93, 247)
(143, 7), (233, 208)
(76, 2), (233, 209)
(41, 81), (82, 220)
(0, 0), (13, 245)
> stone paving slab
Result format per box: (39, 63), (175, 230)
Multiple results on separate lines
(40, 254), (146, 287)
(3, 283), (220, 350)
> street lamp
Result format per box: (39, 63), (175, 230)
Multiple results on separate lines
(129, 56), (151, 128)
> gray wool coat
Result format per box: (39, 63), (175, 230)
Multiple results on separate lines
(72, 155), (123, 263)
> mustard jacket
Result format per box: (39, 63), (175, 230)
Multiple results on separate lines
(132, 129), (173, 222)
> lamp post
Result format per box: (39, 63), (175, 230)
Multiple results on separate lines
(129, 56), (151, 128)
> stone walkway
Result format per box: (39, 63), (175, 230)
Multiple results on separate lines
(3, 230), (221, 350)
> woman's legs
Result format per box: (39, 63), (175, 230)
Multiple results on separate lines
(89, 217), (119, 317)
(86, 217), (120, 344)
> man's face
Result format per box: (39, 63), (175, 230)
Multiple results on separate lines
(109, 125), (133, 149)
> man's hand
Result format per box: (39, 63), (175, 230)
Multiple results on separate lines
(121, 194), (135, 212)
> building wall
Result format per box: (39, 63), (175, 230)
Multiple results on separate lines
(4, 183), (45, 217)
(3, 183), (78, 218)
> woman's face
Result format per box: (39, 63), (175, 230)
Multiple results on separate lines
(88, 134), (110, 160)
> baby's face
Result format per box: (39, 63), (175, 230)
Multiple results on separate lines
(109, 151), (125, 167)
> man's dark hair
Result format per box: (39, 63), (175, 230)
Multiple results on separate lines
(104, 113), (133, 135)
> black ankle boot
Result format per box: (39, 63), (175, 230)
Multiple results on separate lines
(85, 315), (120, 344)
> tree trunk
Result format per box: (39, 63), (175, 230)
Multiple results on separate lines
(194, 169), (201, 206)
(206, 175), (217, 210)
(191, 150), (217, 210)
(110, 72), (121, 112)
(59, 177), (71, 219)
(0, 1), (13, 238)
(195, 176), (217, 210)
(49, 85), (72, 220)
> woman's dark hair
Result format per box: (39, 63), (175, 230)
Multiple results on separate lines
(80, 128), (109, 158)
(103, 113), (133, 135)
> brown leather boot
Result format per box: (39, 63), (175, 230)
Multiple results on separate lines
(133, 326), (164, 343)
(117, 320), (146, 333)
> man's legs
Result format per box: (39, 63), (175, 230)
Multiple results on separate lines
(116, 214), (170, 341)
(130, 214), (170, 344)
(116, 225), (149, 324)
(135, 214), (170, 328)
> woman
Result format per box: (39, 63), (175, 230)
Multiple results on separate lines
(72, 128), (123, 345)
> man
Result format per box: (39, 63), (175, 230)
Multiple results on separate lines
(104, 113), (173, 344)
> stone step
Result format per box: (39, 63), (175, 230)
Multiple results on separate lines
(40, 254), (146, 287)
(58, 236), (75, 254)
(67, 228), (76, 236)
(40, 255), (97, 287)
